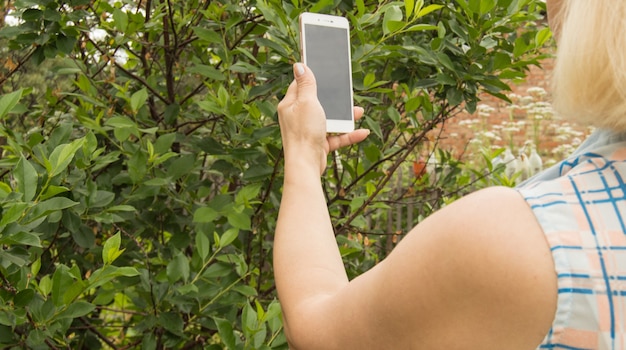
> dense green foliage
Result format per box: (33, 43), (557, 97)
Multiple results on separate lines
(0, 0), (548, 348)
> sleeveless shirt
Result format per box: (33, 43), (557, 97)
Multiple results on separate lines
(518, 131), (626, 349)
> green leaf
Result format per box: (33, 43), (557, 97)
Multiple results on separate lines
(192, 27), (222, 44)
(479, 0), (497, 15)
(214, 317), (237, 349)
(63, 280), (87, 305)
(310, 0), (334, 12)
(14, 156), (38, 202)
(43, 8), (61, 22)
(196, 232), (210, 262)
(383, 6), (404, 35)
(154, 133), (177, 153)
(72, 228), (96, 249)
(217, 85), (229, 107)
(417, 3), (442, 18)
(116, 266), (140, 277)
(0, 182), (11, 199)
(0, 250), (27, 266)
(159, 312), (184, 336)
(166, 154), (195, 180)
(106, 205), (136, 212)
(387, 106), (402, 125)
(128, 148), (148, 184)
(88, 190), (115, 208)
(436, 52), (456, 72)
(57, 301), (95, 319)
(112, 8), (128, 32)
(242, 302), (258, 338)
(0, 89), (23, 119)
(535, 27), (552, 48)
(27, 197), (79, 223)
(405, 96), (422, 112)
(56, 34), (76, 55)
(255, 299), (265, 320)
(21, 9), (43, 21)
(48, 138), (85, 177)
(234, 284), (257, 297)
(364, 117), (383, 140)
(404, 0), (415, 18)
(446, 87), (464, 106)
(363, 72), (376, 88)
(0, 202), (29, 225)
(468, 0), (480, 14)
(0, 231), (41, 247)
(163, 103), (180, 125)
(102, 231), (124, 265)
(219, 228), (239, 248)
(144, 177), (171, 186)
(52, 265), (74, 306)
(38, 275), (52, 296)
(14, 289), (35, 307)
(235, 183), (262, 206)
(105, 115), (137, 128)
(188, 64), (225, 81)
(513, 36), (529, 58)
(87, 265), (139, 290)
(31, 257), (41, 276)
(130, 88), (148, 113)
(142, 333), (157, 350)
(113, 127), (133, 142)
(404, 24), (438, 32)
(227, 210), (251, 231)
(356, 0), (365, 16)
(40, 185), (70, 200)
(26, 330), (47, 347)
(166, 252), (190, 283)
(262, 300), (282, 324)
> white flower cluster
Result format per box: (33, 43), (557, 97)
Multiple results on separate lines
(455, 84), (591, 181)
(4, 10), (22, 26)
(496, 142), (543, 183)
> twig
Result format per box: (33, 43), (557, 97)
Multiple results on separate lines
(79, 317), (119, 350)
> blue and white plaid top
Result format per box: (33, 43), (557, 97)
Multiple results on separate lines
(518, 130), (626, 349)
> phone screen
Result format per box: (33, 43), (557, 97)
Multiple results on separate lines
(303, 24), (353, 121)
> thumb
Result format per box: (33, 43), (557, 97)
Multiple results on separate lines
(293, 63), (318, 102)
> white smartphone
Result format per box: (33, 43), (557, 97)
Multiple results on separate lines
(299, 12), (355, 133)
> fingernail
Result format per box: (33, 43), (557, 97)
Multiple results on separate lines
(294, 63), (305, 76)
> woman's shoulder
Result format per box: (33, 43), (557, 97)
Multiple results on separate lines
(411, 185), (548, 251)
(370, 185), (558, 347)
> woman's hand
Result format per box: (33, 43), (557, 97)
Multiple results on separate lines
(277, 63), (370, 174)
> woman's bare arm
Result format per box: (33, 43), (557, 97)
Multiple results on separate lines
(274, 64), (557, 349)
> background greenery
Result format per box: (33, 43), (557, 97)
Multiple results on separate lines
(0, 0), (548, 348)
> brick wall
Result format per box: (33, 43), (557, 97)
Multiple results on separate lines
(432, 57), (592, 166)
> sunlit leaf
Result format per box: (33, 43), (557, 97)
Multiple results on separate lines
(130, 88), (148, 113)
(48, 138), (85, 177)
(102, 232), (123, 265)
(0, 89), (23, 119)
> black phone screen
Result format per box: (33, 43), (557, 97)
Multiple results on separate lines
(303, 24), (352, 121)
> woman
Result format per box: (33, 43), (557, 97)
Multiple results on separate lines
(274, 0), (626, 348)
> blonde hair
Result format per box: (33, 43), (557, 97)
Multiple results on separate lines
(551, 1), (626, 130)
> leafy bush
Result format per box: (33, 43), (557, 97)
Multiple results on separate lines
(0, 0), (547, 348)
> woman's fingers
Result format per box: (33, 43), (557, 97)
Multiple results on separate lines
(354, 106), (364, 121)
(325, 106), (369, 152)
(327, 129), (370, 152)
